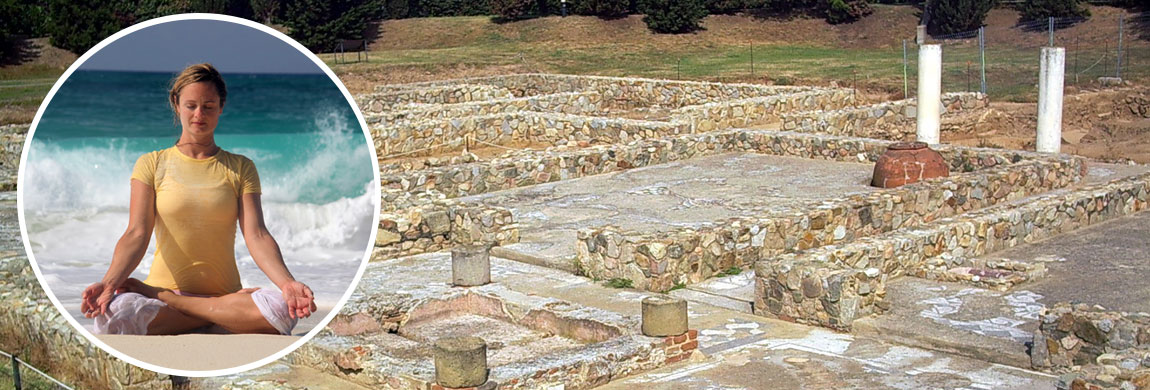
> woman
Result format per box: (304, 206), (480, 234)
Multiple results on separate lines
(80, 63), (316, 335)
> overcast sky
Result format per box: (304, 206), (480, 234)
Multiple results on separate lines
(78, 19), (323, 74)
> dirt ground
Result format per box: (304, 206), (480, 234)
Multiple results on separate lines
(943, 87), (1150, 163)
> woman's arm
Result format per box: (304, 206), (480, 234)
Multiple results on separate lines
(82, 180), (156, 318)
(238, 193), (316, 319)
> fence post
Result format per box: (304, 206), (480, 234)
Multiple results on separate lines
(1048, 17), (1054, 47)
(979, 27), (987, 95)
(903, 39), (909, 99)
(750, 41), (754, 78)
(11, 354), (20, 390)
(1117, 15), (1124, 79)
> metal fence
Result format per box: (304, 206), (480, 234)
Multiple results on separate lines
(0, 350), (73, 390)
(920, 13), (1150, 102)
(650, 12), (1146, 103)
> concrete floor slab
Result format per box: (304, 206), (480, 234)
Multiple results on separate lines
(977, 210), (1150, 314)
(262, 251), (1057, 390)
(460, 153), (879, 270)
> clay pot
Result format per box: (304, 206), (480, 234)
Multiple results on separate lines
(871, 142), (949, 188)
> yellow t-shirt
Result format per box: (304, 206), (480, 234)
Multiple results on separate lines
(131, 146), (261, 296)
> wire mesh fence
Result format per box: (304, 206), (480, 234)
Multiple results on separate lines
(648, 12), (1146, 103)
(0, 351), (73, 390)
(927, 13), (1148, 102)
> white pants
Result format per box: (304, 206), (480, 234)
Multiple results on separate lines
(93, 288), (297, 335)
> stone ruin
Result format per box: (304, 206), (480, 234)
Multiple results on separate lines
(2, 73), (1149, 389)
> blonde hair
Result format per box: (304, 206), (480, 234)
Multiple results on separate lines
(168, 63), (227, 124)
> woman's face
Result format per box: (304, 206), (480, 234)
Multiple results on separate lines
(177, 82), (223, 137)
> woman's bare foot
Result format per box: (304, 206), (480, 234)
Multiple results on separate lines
(119, 278), (168, 299)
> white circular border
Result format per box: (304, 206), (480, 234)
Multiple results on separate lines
(15, 13), (381, 378)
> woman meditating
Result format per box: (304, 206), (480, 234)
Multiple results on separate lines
(81, 63), (316, 335)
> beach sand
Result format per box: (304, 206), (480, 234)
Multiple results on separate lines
(93, 305), (333, 372)
(98, 333), (300, 371)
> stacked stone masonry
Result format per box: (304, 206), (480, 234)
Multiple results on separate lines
(373, 111), (688, 159)
(360, 84), (514, 113)
(574, 128), (1086, 292)
(376, 201), (519, 259)
(0, 124), (27, 190)
(780, 92), (989, 140)
(0, 257), (174, 389)
(371, 74), (828, 109)
(1034, 302), (1150, 390)
(753, 171), (1149, 331)
(366, 92), (613, 127)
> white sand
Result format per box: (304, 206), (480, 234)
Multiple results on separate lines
(93, 305), (333, 372)
(98, 333), (301, 371)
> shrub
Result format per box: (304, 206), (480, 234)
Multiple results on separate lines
(419, 0), (490, 17)
(572, 0), (631, 17)
(824, 0), (871, 24)
(282, 0), (383, 52)
(640, 0), (707, 34)
(1018, 0), (1089, 22)
(45, 0), (126, 54)
(927, 0), (995, 34)
(490, 0), (535, 20)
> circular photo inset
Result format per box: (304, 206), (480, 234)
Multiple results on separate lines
(18, 15), (379, 375)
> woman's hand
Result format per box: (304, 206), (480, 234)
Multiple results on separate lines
(280, 280), (317, 319)
(81, 281), (118, 318)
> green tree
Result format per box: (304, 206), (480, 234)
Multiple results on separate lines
(572, 0), (631, 17)
(706, 0), (769, 14)
(490, 0), (534, 20)
(1018, 0), (1089, 22)
(251, 0), (281, 23)
(282, 0), (382, 52)
(927, 0), (995, 34)
(824, 0), (871, 24)
(640, 0), (707, 33)
(45, 0), (128, 54)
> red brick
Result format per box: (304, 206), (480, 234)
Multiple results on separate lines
(673, 333), (687, 343)
(682, 340), (698, 351)
(687, 329), (698, 339)
(664, 337), (675, 346)
(665, 346), (680, 355)
(667, 354), (685, 364)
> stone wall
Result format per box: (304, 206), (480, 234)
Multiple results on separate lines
(1033, 303), (1150, 390)
(0, 257), (174, 390)
(365, 92), (613, 127)
(375, 201), (519, 260)
(376, 74), (827, 109)
(359, 84), (514, 113)
(1033, 302), (1150, 368)
(572, 128), (1085, 292)
(780, 92), (989, 140)
(754, 171), (1149, 331)
(373, 111), (689, 159)
(0, 124), (27, 190)
(673, 89), (856, 133)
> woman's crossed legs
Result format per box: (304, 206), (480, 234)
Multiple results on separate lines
(98, 279), (291, 335)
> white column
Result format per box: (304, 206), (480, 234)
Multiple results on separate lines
(916, 44), (942, 145)
(1037, 47), (1065, 154)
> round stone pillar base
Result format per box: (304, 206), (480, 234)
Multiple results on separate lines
(452, 244), (491, 287)
(642, 295), (688, 337)
(434, 336), (488, 388)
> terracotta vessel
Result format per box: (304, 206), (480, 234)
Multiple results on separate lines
(871, 142), (949, 188)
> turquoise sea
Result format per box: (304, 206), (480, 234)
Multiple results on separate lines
(22, 70), (376, 329)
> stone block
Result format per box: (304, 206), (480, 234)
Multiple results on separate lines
(452, 244), (492, 287)
(642, 295), (688, 337)
(434, 337), (489, 388)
